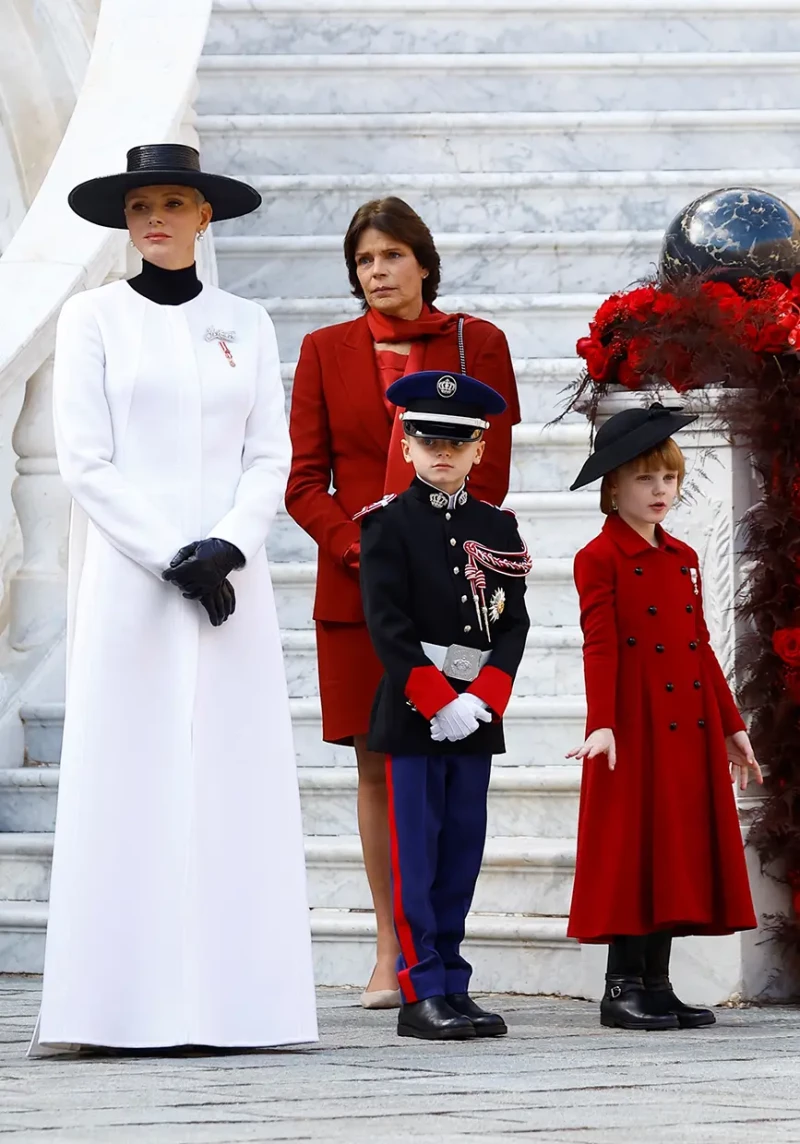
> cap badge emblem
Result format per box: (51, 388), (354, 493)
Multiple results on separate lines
(489, 587), (506, 623)
(437, 375), (457, 399)
(429, 492), (448, 510)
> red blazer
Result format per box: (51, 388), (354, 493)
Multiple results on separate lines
(286, 312), (521, 624)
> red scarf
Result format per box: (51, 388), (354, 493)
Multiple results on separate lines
(366, 305), (464, 494)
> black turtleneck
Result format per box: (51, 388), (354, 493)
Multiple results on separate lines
(127, 259), (203, 306)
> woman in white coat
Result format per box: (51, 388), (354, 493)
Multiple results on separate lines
(31, 144), (317, 1053)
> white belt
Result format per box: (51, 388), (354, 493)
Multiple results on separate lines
(422, 642), (491, 683)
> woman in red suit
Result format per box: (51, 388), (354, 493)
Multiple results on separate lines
(286, 198), (520, 1005)
(566, 404), (761, 1031)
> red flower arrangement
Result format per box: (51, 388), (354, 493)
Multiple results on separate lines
(575, 275), (800, 395)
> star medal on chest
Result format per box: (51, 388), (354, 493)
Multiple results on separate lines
(488, 587), (506, 623)
(463, 538), (532, 641)
(205, 326), (237, 368)
(689, 567), (699, 596)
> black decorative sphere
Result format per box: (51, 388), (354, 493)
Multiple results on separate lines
(659, 187), (800, 284)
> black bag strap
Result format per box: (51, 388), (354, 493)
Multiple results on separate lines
(457, 316), (466, 374)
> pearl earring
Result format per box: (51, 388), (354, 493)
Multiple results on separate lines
(611, 498), (618, 512)
(197, 231), (205, 241)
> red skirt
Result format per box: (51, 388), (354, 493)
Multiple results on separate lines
(316, 620), (384, 745)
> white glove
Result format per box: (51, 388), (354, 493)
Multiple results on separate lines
(430, 693), (492, 742)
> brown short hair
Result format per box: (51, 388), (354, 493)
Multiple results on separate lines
(600, 438), (686, 515)
(343, 197), (441, 309)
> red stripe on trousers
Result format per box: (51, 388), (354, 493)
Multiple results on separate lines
(385, 755), (419, 1003)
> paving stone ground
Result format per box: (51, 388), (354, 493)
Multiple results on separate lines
(0, 977), (799, 1142)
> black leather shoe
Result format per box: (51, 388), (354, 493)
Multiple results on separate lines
(643, 978), (716, 1029)
(446, 993), (507, 1037)
(397, 996), (477, 1041)
(600, 976), (680, 1031)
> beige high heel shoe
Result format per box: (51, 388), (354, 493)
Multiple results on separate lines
(360, 987), (402, 1010)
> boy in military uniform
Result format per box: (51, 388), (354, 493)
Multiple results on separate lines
(358, 370), (531, 1041)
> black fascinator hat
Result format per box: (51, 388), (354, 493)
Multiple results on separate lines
(570, 403), (698, 491)
(68, 144), (261, 229)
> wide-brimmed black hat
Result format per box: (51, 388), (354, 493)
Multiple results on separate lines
(570, 402), (698, 491)
(68, 144), (261, 229)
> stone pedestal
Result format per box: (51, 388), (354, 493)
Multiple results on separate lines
(578, 389), (793, 1004)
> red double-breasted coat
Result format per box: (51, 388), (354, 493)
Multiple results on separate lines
(285, 312), (520, 743)
(568, 512), (756, 942)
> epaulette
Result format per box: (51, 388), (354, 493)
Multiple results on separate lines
(353, 494), (397, 521)
(480, 500), (517, 519)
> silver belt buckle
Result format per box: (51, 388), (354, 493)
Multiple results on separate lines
(442, 644), (482, 682)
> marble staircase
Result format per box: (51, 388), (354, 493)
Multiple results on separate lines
(0, 0), (797, 995)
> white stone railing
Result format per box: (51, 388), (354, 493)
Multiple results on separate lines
(0, 0), (213, 701)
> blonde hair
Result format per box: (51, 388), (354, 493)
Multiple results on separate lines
(600, 438), (685, 515)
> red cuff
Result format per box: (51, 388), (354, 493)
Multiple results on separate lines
(467, 665), (513, 718)
(405, 665), (458, 721)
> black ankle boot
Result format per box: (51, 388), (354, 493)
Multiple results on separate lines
(642, 932), (715, 1029)
(601, 936), (678, 1031)
(643, 976), (716, 1029)
(601, 975), (680, 1030)
(397, 996), (476, 1041)
(445, 993), (507, 1037)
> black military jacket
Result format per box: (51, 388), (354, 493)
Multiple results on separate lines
(359, 477), (530, 756)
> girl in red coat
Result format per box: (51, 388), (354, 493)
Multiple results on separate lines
(567, 403), (762, 1031)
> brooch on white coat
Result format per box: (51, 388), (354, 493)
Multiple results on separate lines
(690, 567), (699, 596)
(205, 327), (237, 368)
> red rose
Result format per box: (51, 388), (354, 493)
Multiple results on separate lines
(577, 337), (616, 383)
(773, 627), (800, 666)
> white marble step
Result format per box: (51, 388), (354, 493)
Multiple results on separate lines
(281, 357), (582, 426)
(510, 422), (594, 493)
(198, 52), (800, 116)
(300, 765), (581, 839)
(20, 695), (588, 771)
(216, 230), (661, 299)
(0, 835), (52, 901)
(259, 294), (602, 360)
(311, 908), (578, 995)
(272, 556), (578, 632)
(0, 764), (582, 837)
(217, 169), (800, 238)
(206, 0), (800, 56)
(0, 831), (577, 915)
(307, 835), (575, 915)
(0, 899), (579, 991)
(198, 110), (800, 176)
(282, 626), (584, 700)
(267, 490), (600, 565)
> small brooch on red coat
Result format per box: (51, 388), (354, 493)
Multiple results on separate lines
(205, 326), (237, 368)
(690, 567), (699, 595)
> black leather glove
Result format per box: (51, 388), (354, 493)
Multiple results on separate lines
(162, 538), (245, 599)
(200, 579), (236, 627)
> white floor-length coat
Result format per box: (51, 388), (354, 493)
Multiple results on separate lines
(31, 280), (318, 1051)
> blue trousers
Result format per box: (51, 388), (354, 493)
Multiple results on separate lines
(386, 753), (491, 1003)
